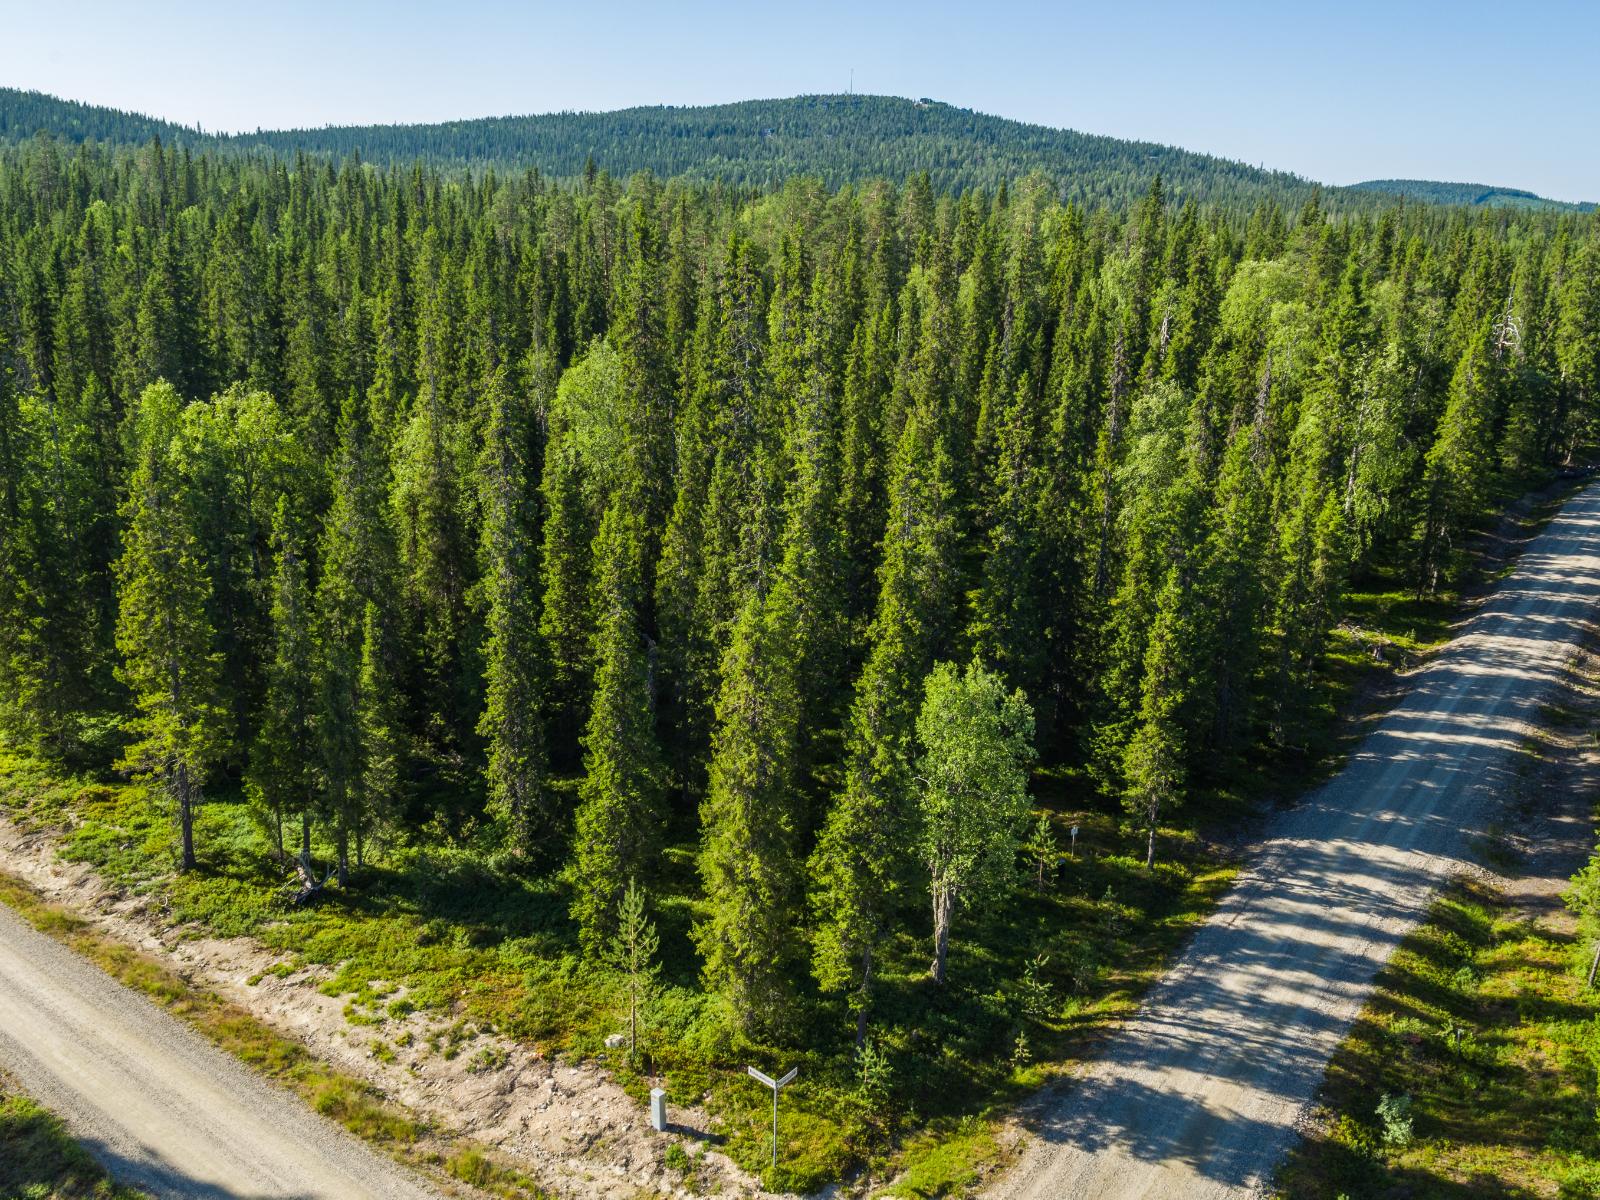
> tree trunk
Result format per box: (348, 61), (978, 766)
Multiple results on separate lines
(854, 944), (874, 1048)
(629, 984), (638, 1062)
(176, 762), (196, 873)
(301, 811), (312, 859)
(1146, 821), (1157, 869)
(336, 821), (349, 887)
(931, 883), (954, 985)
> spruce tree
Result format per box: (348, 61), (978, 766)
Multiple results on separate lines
(477, 369), (550, 857)
(248, 499), (320, 860)
(810, 401), (961, 1040)
(115, 383), (227, 872)
(391, 355), (476, 762)
(571, 503), (663, 955)
(316, 391), (401, 881)
(356, 599), (405, 864)
(695, 592), (803, 1035)
(537, 424), (598, 768)
(1418, 334), (1499, 591)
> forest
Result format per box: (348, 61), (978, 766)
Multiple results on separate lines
(7, 87), (1363, 206)
(0, 128), (1598, 1180)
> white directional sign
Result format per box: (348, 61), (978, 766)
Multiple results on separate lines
(746, 1065), (797, 1090)
(746, 1064), (799, 1167)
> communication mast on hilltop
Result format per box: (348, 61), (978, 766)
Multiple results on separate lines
(1492, 289), (1522, 360)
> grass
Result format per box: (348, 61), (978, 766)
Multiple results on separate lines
(1276, 876), (1600, 1199)
(877, 1119), (1002, 1198)
(0, 865), (550, 1200)
(0, 1074), (146, 1200)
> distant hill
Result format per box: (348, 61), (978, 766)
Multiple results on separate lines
(1351, 178), (1592, 211)
(0, 89), (200, 148)
(0, 87), (1323, 208)
(216, 95), (1328, 207)
(1, 87), (1585, 214)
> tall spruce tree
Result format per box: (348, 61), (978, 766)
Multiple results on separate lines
(477, 369), (550, 858)
(115, 383), (227, 872)
(571, 503), (664, 955)
(248, 499), (319, 859)
(696, 590), (804, 1035)
(810, 401), (961, 1041)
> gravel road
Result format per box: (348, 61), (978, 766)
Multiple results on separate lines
(987, 479), (1600, 1200)
(0, 901), (445, 1200)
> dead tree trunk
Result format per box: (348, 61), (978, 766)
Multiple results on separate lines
(291, 848), (333, 906)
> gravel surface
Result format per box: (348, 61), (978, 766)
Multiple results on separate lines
(0, 901), (446, 1200)
(987, 480), (1600, 1200)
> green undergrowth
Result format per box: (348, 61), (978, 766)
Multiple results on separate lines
(0, 746), (1233, 1194)
(0, 867), (549, 1200)
(1277, 877), (1600, 1199)
(0, 1074), (146, 1200)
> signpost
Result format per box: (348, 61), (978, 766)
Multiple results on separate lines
(746, 1065), (798, 1169)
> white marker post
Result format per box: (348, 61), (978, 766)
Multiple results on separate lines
(746, 1065), (797, 1169)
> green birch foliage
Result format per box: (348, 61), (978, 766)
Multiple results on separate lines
(916, 659), (1036, 985)
(1123, 564), (1195, 869)
(1094, 380), (1197, 773)
(174, 386), (301, 761)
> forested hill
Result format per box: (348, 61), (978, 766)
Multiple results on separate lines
(1, 86), (1320, 206)
(1351, 178), (1593, 211)
(10, 87), (1588, 212)
(0, 89), (202, 149)
(227, 95), (1323, 205)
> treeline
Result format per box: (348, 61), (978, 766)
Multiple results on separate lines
(9, 88), (1352, 209)
(1349, 179), (1591, 213)
(1, 132), (1598, 1038)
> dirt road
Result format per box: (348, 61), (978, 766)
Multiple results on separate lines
(0, 901), (445, 1200)
(988, 480), (1600, 1200)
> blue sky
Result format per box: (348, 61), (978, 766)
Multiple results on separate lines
(5, 0), (1595, 200)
